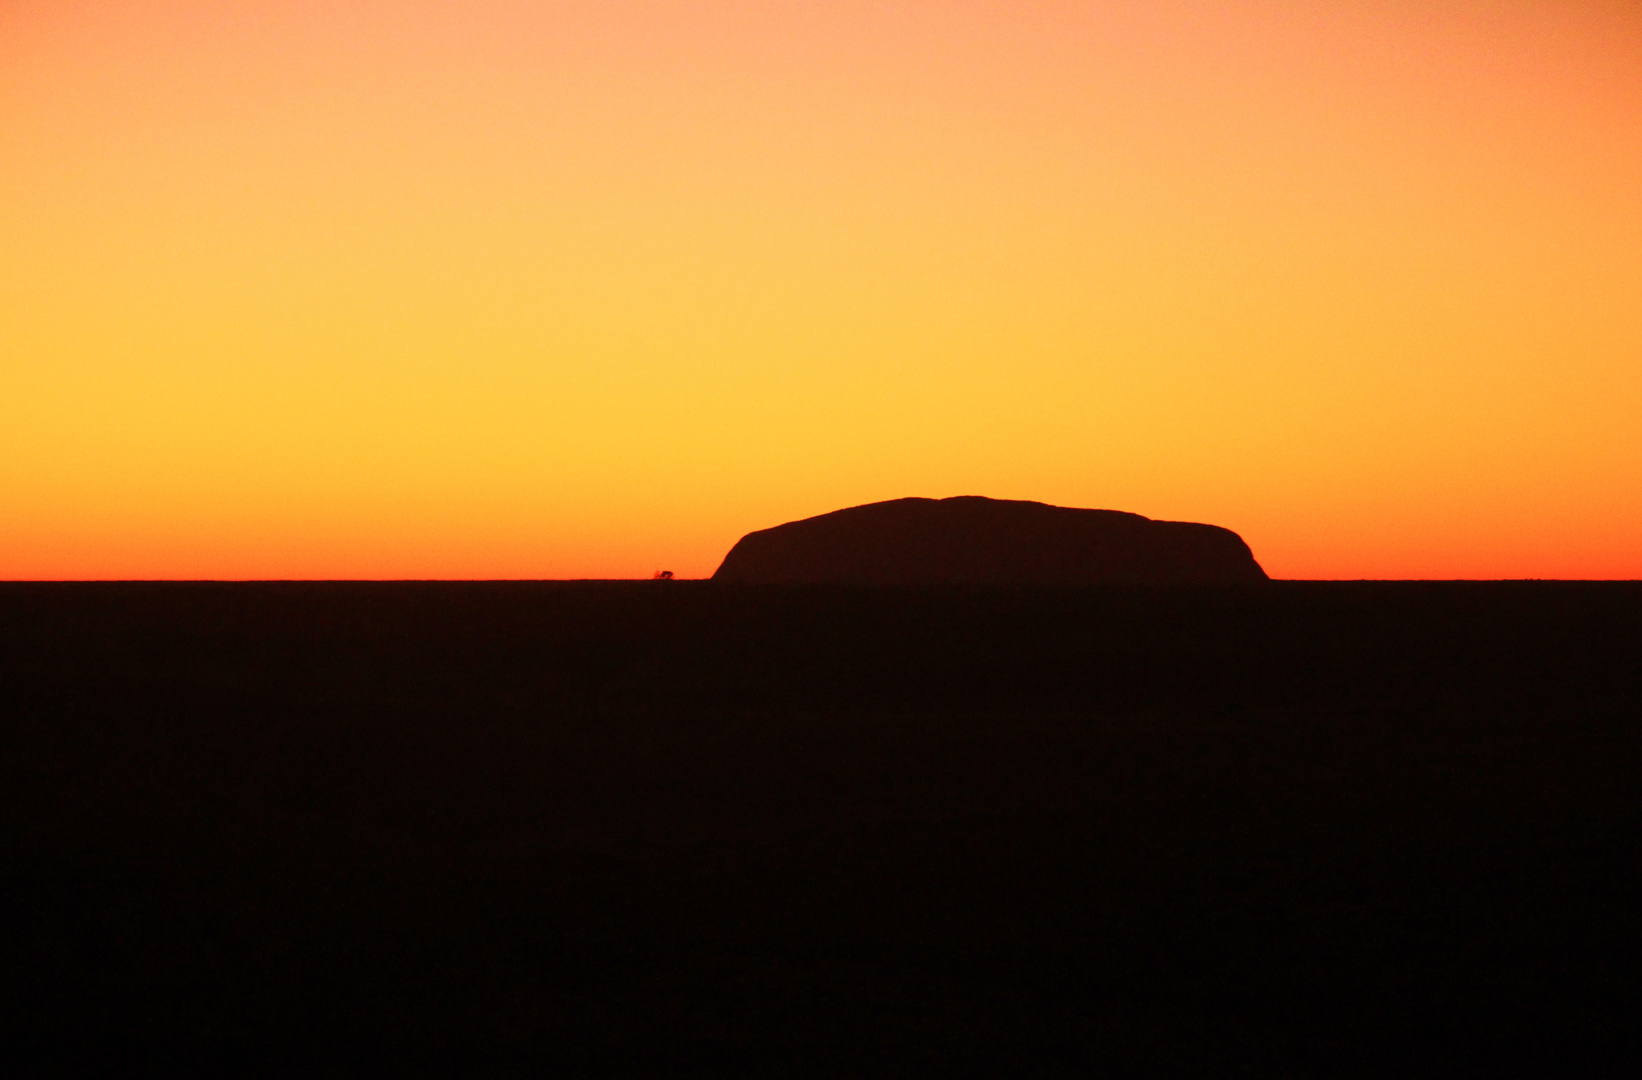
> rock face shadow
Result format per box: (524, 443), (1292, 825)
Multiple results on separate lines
(712, 496), (1268, 585)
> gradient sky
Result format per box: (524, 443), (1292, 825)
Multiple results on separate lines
(3, 0), (1639, 579)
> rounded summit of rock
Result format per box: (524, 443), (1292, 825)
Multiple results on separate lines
(712, 496), (1268, 585)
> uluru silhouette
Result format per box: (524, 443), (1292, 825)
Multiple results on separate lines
(712, 496), (1268, 584)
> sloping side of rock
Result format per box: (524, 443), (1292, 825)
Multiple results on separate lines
(712, 496), (1268, 584)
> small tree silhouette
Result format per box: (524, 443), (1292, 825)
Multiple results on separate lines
(652, 570), (674, 580)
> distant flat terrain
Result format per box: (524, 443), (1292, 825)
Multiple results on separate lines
(3, 582), (1640, 1075)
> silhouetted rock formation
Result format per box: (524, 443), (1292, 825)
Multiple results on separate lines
(712, 496), (1268, 584)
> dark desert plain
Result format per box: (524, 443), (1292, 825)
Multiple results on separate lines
(6, 569), (1642, 1074)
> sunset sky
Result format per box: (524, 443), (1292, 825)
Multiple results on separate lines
(3, 0), (1639, 579)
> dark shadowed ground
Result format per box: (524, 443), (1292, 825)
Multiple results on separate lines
(3, 581), (1640, 1076)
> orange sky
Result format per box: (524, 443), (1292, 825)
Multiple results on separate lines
(3, 0), (1639, 579)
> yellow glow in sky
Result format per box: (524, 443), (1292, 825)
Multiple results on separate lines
(3, 1), (1640, 578)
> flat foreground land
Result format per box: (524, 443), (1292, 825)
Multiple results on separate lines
(3, 582), (1640, 1075)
